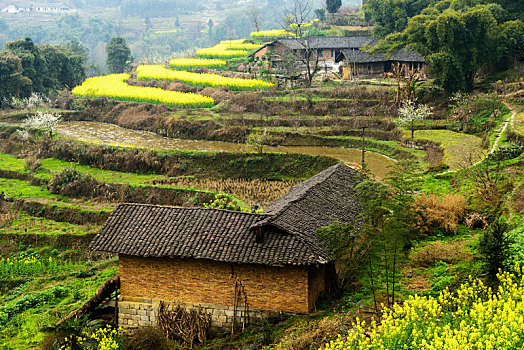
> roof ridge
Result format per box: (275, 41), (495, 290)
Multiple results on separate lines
(254, 164), (346, 229)
(278, 163), (343, 209)
(118, 203), (268, 217)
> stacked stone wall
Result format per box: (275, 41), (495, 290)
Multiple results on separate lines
(118, 297), (287, 335)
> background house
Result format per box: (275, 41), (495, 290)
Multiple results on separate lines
(89, 163), (361, 334)
(336, 49), (425, 79)
(253, 36), (376, 72)
(253, 35), (424, 79)
(1, 2), (70, 13)
(1, 2), (32, 13)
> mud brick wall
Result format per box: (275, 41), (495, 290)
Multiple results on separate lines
(308, 265), (326, 310)
(119, 254), (313, 313)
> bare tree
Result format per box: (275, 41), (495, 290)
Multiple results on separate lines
(283, 0), (321, 87)
(246, 4), (263, 32)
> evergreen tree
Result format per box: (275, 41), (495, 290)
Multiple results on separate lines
(145, 16), (152, 31)
(326, 0), (342, 14)
(105, 37), (132, 74)
(479, 218), (513, 281)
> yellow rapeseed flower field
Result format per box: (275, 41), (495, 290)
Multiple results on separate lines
(136, 65), (274, 90)
(321, 268), (524, 350)
(250, 29), (296, 38)
(71, 73), (214, 107)
(196, 40), (264, 59)
(169, 58), (226, 70)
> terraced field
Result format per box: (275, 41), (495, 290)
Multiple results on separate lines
(409, 129), (486, 170)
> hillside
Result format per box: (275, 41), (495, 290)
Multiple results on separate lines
(0, 0), (523, 349)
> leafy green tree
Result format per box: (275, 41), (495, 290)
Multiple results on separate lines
(314, 8), (326, 20)
(41, 45), (87, 90)
(363, 0), (432, 37)
(1, 38), (86, 101)
(355, 160), (420, 309)
(374, 3), (524, 92)
(326, 0), (342, 14)
(4, 38), (47, 97)
(0, 53), (29, 108)
(105, 37), (132, 74)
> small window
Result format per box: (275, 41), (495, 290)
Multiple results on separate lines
(367, 65), (371, 71)
(317, 49), (323, 57)
(334, 49), (341, 58)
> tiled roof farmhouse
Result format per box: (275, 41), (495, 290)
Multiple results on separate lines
(89, 163), (361, 333)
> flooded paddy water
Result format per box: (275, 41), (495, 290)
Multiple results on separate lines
(55, 121), (396, 178)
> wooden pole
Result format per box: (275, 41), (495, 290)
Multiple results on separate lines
(362, 126), (366, 165)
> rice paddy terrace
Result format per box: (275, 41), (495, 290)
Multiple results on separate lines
(1, 36), (516, 349)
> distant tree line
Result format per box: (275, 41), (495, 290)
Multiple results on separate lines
(120, 0), (202, 18)
(366, 0), (524, 93)
(0, 38), (87, 107)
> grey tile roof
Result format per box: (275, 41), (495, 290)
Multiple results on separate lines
(89, 164), (361, 266)
(389, 50), (424, 62)
(338, 48), (424, 63)
(278, 36), (374, 50)
(338, 49), (386, 63)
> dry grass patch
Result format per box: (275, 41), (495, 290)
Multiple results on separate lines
(410, 240), (474, 268)
(273, 317), (340, 350)
(148, 177), (300, 207)
(415, 194), (467, 234)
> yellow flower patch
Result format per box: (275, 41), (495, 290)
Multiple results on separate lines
(72, 73), (214, 107)
(196, 40), (264, 59)
(321, 269), (524, 350)
(169, 58), (226, 70)
(137, 65), (273, 90)
(250, 29), (296, 38)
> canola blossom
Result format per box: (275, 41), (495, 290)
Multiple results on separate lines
(59, 325), (121, 350)
(0, 255), (78, 277)
(169, 58), (226, 70)
(196, 40), (264, 59)
(322, 269), (524, 350)
(137, 65), (274, 90)
(154, 29), (180, 34)
(289, 19), (319, 28)
(72, 73), (214, 107)
(250, 29), (296, 38)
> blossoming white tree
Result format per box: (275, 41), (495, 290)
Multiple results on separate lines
(398, 99), (432, 147)
(22, 111), (61, 138)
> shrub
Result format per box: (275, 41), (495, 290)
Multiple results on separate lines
(124, 327), (173, 350)
(414, 194), (467, 234)
(464, 213), (488, 230)
(25, 156), (42, 173)
(0, 285), (68, 324)
(505, 220), (524, 269)
(410, 240), (473, 268)
(199, 87), (232, 103)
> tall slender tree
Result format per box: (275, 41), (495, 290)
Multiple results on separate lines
(105, 37), (132, 74)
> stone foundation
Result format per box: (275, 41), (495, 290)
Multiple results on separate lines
(117, 296), (288, 335)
